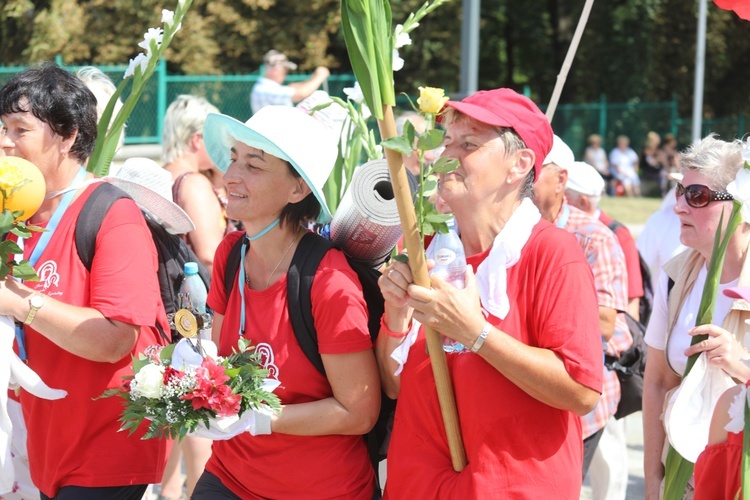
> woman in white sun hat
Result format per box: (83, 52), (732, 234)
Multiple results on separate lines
(190, 105), (380, 499)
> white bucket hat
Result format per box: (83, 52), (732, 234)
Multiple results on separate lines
(203, 106), (338, 222)
(105, 157), (195, 235)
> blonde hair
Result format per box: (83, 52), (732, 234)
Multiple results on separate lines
(162, 95), (220, 164)
(76, 66), (125, 150)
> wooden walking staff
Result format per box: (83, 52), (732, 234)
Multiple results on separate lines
(376, 106), (468, 472)
(340, 0), (466, 471)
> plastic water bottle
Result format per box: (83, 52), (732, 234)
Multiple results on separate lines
(178, 262), (211, 340)
(429, 220), (468, 353)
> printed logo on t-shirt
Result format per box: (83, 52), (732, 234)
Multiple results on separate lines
(254, 342), (280, 383)
(37, 260), (60, 291)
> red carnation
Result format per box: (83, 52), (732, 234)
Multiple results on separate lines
(715, 0), (750, 20)
(163, 366), (185, 385)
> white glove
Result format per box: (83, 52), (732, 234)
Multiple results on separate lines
(171, 338), (218, 370)
(189, 406), (274, 440)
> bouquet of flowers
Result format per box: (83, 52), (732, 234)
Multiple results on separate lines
(100, 337), (281, 440)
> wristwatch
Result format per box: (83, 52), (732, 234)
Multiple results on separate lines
(24, 293), (44, 326)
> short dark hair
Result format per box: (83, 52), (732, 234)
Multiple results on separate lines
(279, 162), (321, 228)
(0, 63), (98, 163)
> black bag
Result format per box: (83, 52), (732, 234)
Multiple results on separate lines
(604, 312), (647, 419)
(224, 231), (394, 493)
(605, 220), (654, 327)
(75, 182), (211, 343)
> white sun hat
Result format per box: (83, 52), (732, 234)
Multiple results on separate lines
(203, 106), (338, 222)
(105, 157), (195, 235)
(543, 134), (575, 169)
(565, 161), (606, 197)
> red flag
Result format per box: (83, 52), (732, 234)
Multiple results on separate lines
(714, 0), (750, 21)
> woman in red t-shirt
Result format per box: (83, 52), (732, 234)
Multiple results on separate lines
(377, 88), (603, 498)
(190, 106), (380, 499)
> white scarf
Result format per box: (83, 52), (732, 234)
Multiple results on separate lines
(390, 198), (541, 374)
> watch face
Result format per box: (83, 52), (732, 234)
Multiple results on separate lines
(30, 294), (44, 308)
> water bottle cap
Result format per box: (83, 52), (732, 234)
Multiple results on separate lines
(184, 262), (199, 275)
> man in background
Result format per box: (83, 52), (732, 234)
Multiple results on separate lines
(250, 50), (330, 114)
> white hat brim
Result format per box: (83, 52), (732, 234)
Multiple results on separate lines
(105, 178), (195, 235)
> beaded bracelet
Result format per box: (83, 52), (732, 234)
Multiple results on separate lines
(380, 315), (409, 338)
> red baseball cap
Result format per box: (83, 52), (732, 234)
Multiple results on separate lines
(443, 88), (553, 180)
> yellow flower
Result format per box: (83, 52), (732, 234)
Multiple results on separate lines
(417, 86), (449, 114)
(0, 159), (24, 192)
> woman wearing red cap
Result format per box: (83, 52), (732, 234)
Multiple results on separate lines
(377, 88), (603, 498)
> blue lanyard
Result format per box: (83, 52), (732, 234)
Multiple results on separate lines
(15, 167), (87, 360)
(235, 218), (281, 338)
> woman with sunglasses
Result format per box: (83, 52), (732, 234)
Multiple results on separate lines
(643, 134), (750, 499)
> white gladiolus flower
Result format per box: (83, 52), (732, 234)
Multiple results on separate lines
(161, 9), (175, 26)
(124, 53), (149, 79)
(392, 50), (405, 72)
(742, 137), (750, 165)
(138, 27), (164, 56)
(726, 168), (750, 223)
(344, 82), (365, 104)
(394, 24), (412, 49)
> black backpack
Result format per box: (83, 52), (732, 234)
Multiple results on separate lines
(75, 182), (211, 343)
(224, 231), (395, 493)
(605, 220), (654, 327)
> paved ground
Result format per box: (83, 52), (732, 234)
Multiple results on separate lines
(581, 412), (645, 499)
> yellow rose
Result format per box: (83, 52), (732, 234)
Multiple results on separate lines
(0, 157), (46, 220)
(0, 160), (24, 192)
(417, 86), (449, 114)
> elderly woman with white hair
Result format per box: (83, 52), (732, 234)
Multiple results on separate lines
(189, 106), (380, 499)
(643, 134), (750, 499)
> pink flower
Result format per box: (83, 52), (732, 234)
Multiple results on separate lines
(181, 358), (241, 417)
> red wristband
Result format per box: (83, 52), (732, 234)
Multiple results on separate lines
(380, 315), (409, 338)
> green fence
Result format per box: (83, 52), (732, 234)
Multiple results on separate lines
(0, 59), (746, 152)
(0, 57), (357, 145)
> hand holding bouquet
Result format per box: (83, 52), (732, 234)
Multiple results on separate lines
(101, 337), (281, 440)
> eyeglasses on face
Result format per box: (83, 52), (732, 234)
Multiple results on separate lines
(675, 182), (734, 208)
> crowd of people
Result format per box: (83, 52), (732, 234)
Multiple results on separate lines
(0, 54), (749, 500)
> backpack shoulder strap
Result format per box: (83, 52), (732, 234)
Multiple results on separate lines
(224, 234), (247, 296)
(288, 232), (333, 376)
(605, 219), (624, 234)
(75, 182), (130, 271)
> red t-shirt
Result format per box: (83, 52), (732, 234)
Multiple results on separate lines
(599, 211), (644, 300)
(19, 184), (170, 497)
(384, 220), (603, 499)
(694, 430), (742, 499)
(205, 231), (375, 499)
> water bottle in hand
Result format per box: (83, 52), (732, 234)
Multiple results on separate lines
(429, 221), (468, 353)
(178, 262), (211, 340)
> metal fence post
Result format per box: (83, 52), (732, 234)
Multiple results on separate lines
(156, 58), (167, 145)
(599, 93), (607, 140)
(671, 94), (679, 137)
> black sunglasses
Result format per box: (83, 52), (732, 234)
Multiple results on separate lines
(675, 182), (734, 208)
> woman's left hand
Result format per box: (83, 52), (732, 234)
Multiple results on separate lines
(406, 265), (486, 346)
(685, 324), (750, 382)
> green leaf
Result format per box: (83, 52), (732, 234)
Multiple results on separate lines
(132, 355), (150, 374)
(402, 119), (415, 146)
(0, 262), (11, 281)
(392, 253), (409, 263)
(0, 210), (13, 233)
(11, 261), (38, 281)
(417, 128), (444, 150)
(160, 344), (176, 363)
(422, 176), (438, 197)
(381, 135), (413, 155)
(425, 212), (453, 224)
(432, 156), (459, 174)
(0, 239), (22, 255)
(9, 225), (31, 238)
